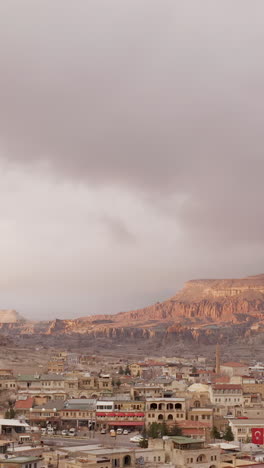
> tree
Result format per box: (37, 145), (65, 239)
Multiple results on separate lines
(139, 437), (148, 448)
(116, 379), (121, 388)
(160, 421), (169, 437)
(223, 426), (234, 441)
(124, 365), (131, 376)
(139, 427), (148, 448)
(211, 426), (221, 440)
(118, 366), (124, 375)
(5, 408), (16, 419)
(147, 422), (161, 439)
(169, 421), (183, 436)
(147, 422), (169, 439)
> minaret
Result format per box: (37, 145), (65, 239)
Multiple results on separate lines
(216, 343), (220, 374)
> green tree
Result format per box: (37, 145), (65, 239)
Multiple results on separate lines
(169, 421), (183, 436)
(147, 422), (161, 439)
(139, 427), (148, 448)
(211, 426), (221, 440)
(5, 408), (16, 419)
(124, 365), (131, 376)
(118, 366), (124, 375)
(160, 421), (169, 437)
(139, 437), (148, 448)
(147, 422), (169, 439)
(116, 379), (121, 388)
(223, 426), (234, 441)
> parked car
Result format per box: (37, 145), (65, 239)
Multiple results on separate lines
(110, 429), (116, 437)
(116, 428), (123, 435)
(41, 428), (47, 435)
(69, 428), (77, 436)
(123, 430), (129, 435)
(130, 435), (144, 443)
(61, 430), (69, 436)
(100, 428), (107, 434)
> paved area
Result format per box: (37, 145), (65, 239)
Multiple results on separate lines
(42, 431), (139, 448)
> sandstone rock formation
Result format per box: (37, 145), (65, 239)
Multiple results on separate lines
(2, 274), (264, 346)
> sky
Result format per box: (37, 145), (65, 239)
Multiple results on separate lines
(0, 1), (264, 320)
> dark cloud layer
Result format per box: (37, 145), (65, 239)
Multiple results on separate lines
(0, 1), (263, 318)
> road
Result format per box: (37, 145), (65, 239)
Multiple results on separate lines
(42, 432), (138, 448)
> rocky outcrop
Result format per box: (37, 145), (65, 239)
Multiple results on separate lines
(0, 310), (24, 323)
(2, 274), (264, 346)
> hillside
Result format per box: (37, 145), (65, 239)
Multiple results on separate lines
(1, 274), (264, 347)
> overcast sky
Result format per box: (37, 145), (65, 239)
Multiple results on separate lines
(0, 1), (263, 320)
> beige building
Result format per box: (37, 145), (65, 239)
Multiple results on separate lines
(209, 384), (243, 407)
(64, 446), (135, 468)
(229, 418), (264, 443)
(220, 362), (249, 377)
(147, 436), (221, 468)
(145, 398), (186, 426)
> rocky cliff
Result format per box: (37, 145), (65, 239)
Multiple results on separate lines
(2, 274), (264, 346)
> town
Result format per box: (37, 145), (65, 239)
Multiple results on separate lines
(0, 347), (264, 467)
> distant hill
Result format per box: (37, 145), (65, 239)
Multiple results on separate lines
(2, 274), (264, 347)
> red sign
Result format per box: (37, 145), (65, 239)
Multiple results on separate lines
(252, 428), (264, 444)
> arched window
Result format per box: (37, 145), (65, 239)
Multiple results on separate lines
(167, 414), (173, 420)
(194, 400), (200, 408)
(150, 403), (157, 410)
(158, 403), (164, 410)
(175, 403), (182, 410)
(158, 414), (163, 420)
(197, 454), (207, 463)
(167, 403), (173, 410)
(124, 455), (131, 466)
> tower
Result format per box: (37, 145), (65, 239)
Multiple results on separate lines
(216, 343), (220, 374)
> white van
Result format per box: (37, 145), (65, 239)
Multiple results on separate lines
(69, 428), (77, 436)
(116, 428), (123, 435)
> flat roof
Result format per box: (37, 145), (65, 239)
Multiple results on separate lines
(3, 457), (42, 463)
(0, 419), (29, 427)
(170, 436), (204, 444)
(146, 398), (185, 401)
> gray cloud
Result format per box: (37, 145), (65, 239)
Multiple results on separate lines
(0, 1), (263, 318)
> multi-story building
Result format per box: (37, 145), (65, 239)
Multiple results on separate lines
(145, 397), (186, 427)
(187, 407), (213, 425)
(229, 418), (264, 443)
(209, 384), (243, 408)
(147, 436), (221, 468)
(220, 362), (249, 378)
(131, 384), (163, 400)
(0, 370), (17, 392)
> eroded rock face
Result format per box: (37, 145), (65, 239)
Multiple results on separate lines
(2, 274), (264, 345)
(0, 310), (24, 323)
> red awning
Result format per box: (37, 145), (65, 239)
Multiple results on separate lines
(126, 413), (135, 417)
(109, 421), (144, 426)
(117, 413), (126, 417)
(107, 413), (116, 417)
(96, 413), (106, 417)
(135, 413), (145, 417)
